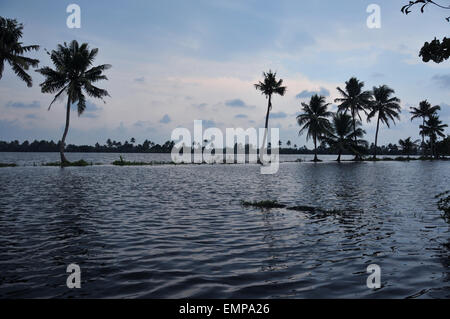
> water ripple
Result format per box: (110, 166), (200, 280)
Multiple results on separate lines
(0, 156), (449, 298)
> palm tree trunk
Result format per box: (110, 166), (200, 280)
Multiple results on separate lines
(60, 98), (71, 164)
(431, 138), (436, 159)
(260, 95), (271, 163)
(373, 115), (380, 159)
(337, 150), (341, 162)
(421, 117), (425, 156)
(313, 136), (318, 162)
(352, 110), (359, 161)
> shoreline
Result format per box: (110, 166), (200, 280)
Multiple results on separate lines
(1, 156), (449, 168)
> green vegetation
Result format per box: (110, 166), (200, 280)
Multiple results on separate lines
(297, 94), (332, 162)
(112, 160), (173, 166)
(42, 160), (91, 167)
(254, 71), (287, 153)
(420, 115), (448, 159)
(0, 17), (39, 87)
(436, 191), (450, 221)
(286, 205), (316, 212)
(401, 1), (450, 64)
(241, 200), (287, 209)
(0, 163), (17, 167)
(398, 137), (420, 159)
(324, 113), (367, 162)
(287, 206), (347, 216)
(335, 77), (373, 160)
(112, 156), (175, 166)
(241, 200), (356, 216)
(410, 100), (441, 147)
(368, 85), (401, 159)
(294, 77), (449, 162)
(36, 40), (110, 165)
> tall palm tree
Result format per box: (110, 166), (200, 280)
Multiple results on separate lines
(335, 77), (372, 160)
(254, 70), (286, 155)
(367, 85), (401, 159)
(297, 94), (332, 162)
(420, 114), (448, 159)
(0, 17), (39, 87)
(398, 137), (420, 159)
(36, 40), (110, 164)
(410, 100), (441, 146)
(324, 112), (367, 162)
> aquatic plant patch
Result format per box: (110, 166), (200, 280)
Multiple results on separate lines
(0, 163), (17, 167)
(42, 160), (91, 167)
(436, 191), (450, 220)
(241, 200), (287, 209)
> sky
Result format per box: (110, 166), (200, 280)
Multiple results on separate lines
(1, 0), (450, 147)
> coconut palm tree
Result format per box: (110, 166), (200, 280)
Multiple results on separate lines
(410, 100), (441, 146)
(297, 94), (332, 162)
(0, 17), (39, 87)
(324, 112), (367, 162)
(335, 77), (372, 160)
(420, 114), (448, 159)
(367, 85), (401, 159)
(254, 70), (286, 156)
(36, 40), (110, 164)
(398, 137), (420, 159)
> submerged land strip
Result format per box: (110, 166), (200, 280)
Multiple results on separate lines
(242, 197), (450, 221)
(0, 155), (450, 168)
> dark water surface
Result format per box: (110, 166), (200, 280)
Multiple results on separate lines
(0, 153), (449, 298)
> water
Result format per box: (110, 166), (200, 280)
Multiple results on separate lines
(0, 153), (448, 298)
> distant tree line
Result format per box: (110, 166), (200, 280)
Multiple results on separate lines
(1, 137), (449, 156)
(0, 139), (175, 153)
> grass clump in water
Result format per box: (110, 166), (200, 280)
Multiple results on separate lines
(112, 155), (147, 166)
(287, 206), (348, 216)
(241, 200), (287, 209)
(436, 191), (450, 221)
(286, 205), (317, 212)
(43, 160), (91, 167)
(0, 163), (17, 167)
(112, 155), (175, 166)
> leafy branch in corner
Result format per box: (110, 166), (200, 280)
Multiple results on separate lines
(402, 0), (450, 21)
(402, 1), (450, 63)
(435, 191), (450, 221)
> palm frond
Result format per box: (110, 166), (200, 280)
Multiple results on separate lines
(11, 63), (32, 87)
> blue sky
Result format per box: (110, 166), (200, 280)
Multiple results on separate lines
(1, 0), (449, 147)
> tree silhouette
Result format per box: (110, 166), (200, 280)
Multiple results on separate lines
(401, 1), (450, 19)
(401, 1), (450, 63)
(37, 40), (111, 164)
(367, 85), (401, 159)
(420, 114), (448, 158)
(0, 17), (39, 87)
(335, 77), (372, 160)
(324, 112), (367, 162)
(420, 37), (450, 63)
(254, 70), (286, 155)
(398, 137), (420, 159)
(410, 100), (441, 148)
(297, 94), (332, 162)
